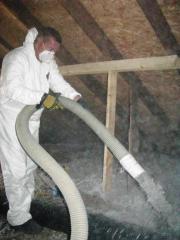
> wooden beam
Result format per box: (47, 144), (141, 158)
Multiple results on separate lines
(103, 71), (117, 192)
(60, 55), (180, 75)
(2, 0), (41, 29)
(137, 0), (180, 55)
(0, 36), (13, 51)
(0, 2), (26, 31)
(61, 0), (171, 125)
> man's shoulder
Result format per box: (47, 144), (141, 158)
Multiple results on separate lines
(4, 47), (28, 63)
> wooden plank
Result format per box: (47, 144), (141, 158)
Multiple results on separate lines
(103, 71), (117, 192)
(60, 55), (180, 76)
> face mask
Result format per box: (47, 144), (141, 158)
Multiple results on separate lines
(39, 50), (55, 63)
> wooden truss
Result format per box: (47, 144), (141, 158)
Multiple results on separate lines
(60, 55), (180, 191)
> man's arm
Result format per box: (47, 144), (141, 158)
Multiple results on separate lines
(48, 60), (81, 101)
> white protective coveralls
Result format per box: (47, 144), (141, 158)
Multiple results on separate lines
(0, 28), (81, 226)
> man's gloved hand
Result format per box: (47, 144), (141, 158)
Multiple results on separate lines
(36, 93), (63, 110)
(43, 95), (56, 109)
(43, 94), (64, 110)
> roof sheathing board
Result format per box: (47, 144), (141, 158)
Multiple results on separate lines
(80, 0), (166, 58)
(137, 70), (180, 123)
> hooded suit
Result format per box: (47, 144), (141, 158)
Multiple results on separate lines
(0, 28), (81, 226)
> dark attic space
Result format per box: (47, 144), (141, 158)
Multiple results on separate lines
(0, 0), (180, 240)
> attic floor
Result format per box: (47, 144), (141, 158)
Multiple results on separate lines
(0, 142), (179, 239)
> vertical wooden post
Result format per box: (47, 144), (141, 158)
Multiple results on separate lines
(128, 85), (140, 154)
(128, 87), (133, 153)
(103, 71), (117, 192)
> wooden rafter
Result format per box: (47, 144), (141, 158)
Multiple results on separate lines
(0, 36), (13, 51)
(137, 0), (180, 55)
(2, 0), (41, 29)
(0, 1), (26, 31)
(61, 0), (170, 125)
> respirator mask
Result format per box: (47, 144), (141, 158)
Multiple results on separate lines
(39, 50), (55, 63)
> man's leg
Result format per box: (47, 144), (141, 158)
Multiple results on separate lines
(0, 143), (33, 226)
(0, 105), (42, 234)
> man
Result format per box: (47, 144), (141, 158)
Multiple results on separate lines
(0, 27), (81, 234)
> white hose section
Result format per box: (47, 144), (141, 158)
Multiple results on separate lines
(15, 105), (88, 240)
(120, 154), (144, 178)
(58, 96), (145, 179)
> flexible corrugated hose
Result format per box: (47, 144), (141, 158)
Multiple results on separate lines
(15, 105), (88, 240)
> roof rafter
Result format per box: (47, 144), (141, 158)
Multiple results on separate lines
(0, 1), (26, 31)
(137, 0), (180, 55)
(61, 0), (170, 125)
(0, 36), (13, 51)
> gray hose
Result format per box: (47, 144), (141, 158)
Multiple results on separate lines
(57, 96), (177, 231)
(15, 105), (88, 240)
